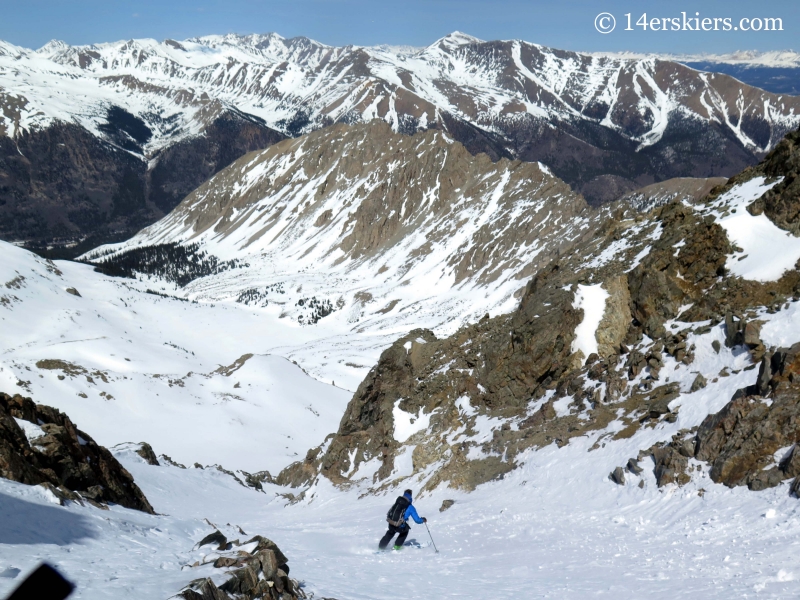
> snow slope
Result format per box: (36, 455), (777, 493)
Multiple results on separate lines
(0, 241), (350, 473)
(3, 338), (800, 600)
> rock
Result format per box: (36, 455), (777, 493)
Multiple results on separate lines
(219, 565), (259, 596)
(197, 530), (228, 551)
(791, 476), (800, 498)
(0, 392), (153, 513)
(690, 374), (707, 392)
(179, 578), (233, 600)
(439, 499), (455, 512)
(746, 129), (800, 236)
(779, 445), (800, 478)
(693, 369), (800, 490)
(652, 446), (690, 487)
(214, 557), (242, 569)
(725, 312), (746, 347)
(647, 384), (680, 418)
(182, 531), (302, 600)
(626, 458), (643, 475)
(595, 275), (632, 358)
(65, 287), (81, 297)
(609, 466), (626, 485)
(135, 442), (160, 466)
(756, 352), (773, 396)
(744, 321), (763, 347)
(242, 470), (273, 491)
(712, 340), (721, 354)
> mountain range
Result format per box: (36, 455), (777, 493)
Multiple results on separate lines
(1, 32), (799, 250)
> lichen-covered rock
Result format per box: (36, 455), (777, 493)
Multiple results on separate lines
(0, 392), (153, 513)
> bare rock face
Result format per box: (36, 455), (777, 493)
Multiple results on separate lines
(0, 392), (154, 513)
(596, 275), (631, 358)
(0, 110), (283, 254)
(693, 346), (800, 491)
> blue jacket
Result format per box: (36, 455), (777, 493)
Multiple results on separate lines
(403, 492), (425, 525)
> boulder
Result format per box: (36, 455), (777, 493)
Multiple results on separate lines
(0, 392), (153, 513)
(439, 499), (455, 512)
(197, 530), (228, 550)
(626, 458), (643, 475)
(180, 533), (302, 600)
(609, 467), (626, 485)
(652, 446), (690, 486)
(690, 374), (707, 392)
(135, 442), (160, 466)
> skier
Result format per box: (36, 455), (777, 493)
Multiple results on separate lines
(379, 489), (427, 550)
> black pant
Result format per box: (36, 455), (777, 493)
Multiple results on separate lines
(379, 523), (410, 549)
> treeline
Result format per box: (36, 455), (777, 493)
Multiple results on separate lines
(87, 243), (247, 287)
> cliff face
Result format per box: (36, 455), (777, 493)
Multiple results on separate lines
(278, 127), (800, 496)
(0, 110), (284, 252)
(0, 392), (154, 513)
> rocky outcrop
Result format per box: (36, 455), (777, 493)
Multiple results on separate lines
(178, 531), (304, 600)
(694, 346), (800, 491)
(0, 392), (154, 513)
(277, 127), (800, 495)
(643, 344), (800, 492)
(747, 128), (800, 235)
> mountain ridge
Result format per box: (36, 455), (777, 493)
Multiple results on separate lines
(2, 31), (800, 247)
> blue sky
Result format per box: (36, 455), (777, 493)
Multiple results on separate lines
(2, 0), (797, 54)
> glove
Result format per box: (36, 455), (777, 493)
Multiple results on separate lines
(422, 517), (427, 523)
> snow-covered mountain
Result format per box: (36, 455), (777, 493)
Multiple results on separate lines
(2, 32), (800, 246)
(81, 120), (597, 388)
(601, 49), (800, 95)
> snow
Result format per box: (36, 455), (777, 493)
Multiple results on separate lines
(4, 402), (800, 600)
(0, 241), (350, 473)
(13, 418), (45, 443)
(711, 176), (800, 282)
(571, 284), (609, 360)
(393, 400), (435, 443)
(0, 32), (797, 159)
(4, 226), (800, 598)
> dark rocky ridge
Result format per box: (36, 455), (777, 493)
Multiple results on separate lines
(0, 109), (284, 255)
(277, 126), (800, 495)
(0, 391), (154, 513)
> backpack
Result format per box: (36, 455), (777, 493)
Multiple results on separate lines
(386, 495), (410, 527)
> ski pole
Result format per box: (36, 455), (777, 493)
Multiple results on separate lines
(424, 522), (439, 553)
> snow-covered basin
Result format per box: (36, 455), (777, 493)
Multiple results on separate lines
(0, 241), (351, 472)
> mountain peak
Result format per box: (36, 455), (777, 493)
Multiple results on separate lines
(435, 31), (484, 49)
(35, 39), (70, 56)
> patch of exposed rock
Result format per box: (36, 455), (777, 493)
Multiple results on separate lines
(620, 177), (728, 213)
(177, 530), (306, 600)
(0, 392), (154, 513)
